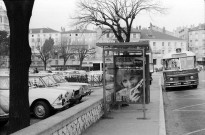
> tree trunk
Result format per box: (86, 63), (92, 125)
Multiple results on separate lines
(3, 0), (35, 134)
(79, 60), (83, 70)
(44, 60), (47, 70)
(63, 59), (66, 70)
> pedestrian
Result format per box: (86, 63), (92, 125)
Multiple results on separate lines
(33, 68), (39, 73)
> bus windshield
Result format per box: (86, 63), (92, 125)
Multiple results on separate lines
(163, 56), (195, 70)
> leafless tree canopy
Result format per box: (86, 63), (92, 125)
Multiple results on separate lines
(74, 0), (166, 42)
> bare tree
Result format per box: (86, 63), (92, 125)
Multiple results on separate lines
(73, 45), (96, 69)
(54, 42), (75, 70)
(3, 0), (35, 134)
(36, 37), (54, 70)
(74, 0), (166, 42)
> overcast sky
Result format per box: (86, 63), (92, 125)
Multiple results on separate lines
(27, 0), (205, 32)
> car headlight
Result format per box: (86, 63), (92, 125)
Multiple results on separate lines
(169, 78), (173, 81)
(53, 94), (63, 106)
(190, 76), (194, 79)
(64, 92), (69, 99)
(57, 94), (63, 100)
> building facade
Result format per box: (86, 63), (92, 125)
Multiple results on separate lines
(29, 28), (61, 70)
(41, 28), (97, 70)
(188, 24), (205, 64)
(96, 25), (187, 70)
(140, 28), (187, 69)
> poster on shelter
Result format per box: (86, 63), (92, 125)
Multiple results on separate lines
(114, 55), (144, 104)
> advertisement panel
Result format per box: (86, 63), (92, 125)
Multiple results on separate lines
(114, 55), (144, 104)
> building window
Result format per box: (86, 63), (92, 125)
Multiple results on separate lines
(153, 42), (156, 47)
(106, 33), (109, 38)
(32, 38), (35, 42)
(32, 35), (34, 37)
(55, 60), (58, 65)
(153, 59), (157, 65)
(162, 50), (164, 54)
(76, 34), (78, 36)
(133, 33), (136, 38)
(162, 42), (164, 46)
(168, 42), (170, 46)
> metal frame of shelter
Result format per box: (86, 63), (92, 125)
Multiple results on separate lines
(96, 41), (151, 119)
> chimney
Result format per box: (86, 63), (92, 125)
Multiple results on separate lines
(136, 26), (138, 30)
(150, 23), (152, 30)
(163, 27), (165, 33)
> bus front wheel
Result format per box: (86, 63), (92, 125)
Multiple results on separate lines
(192, 85), (198, 89)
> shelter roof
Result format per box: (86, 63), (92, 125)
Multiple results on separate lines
(162, 50), (195, 59)
(96, 41), (151, 52)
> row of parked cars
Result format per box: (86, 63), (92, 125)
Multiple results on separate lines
(0, 71), (93, 127)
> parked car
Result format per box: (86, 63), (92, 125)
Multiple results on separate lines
(0, 74), (70, 119)
(49, 74), (93, 99)
(29, 74), (82, 105)
(0, 97), (9, 127)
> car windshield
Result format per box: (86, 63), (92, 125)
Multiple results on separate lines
(163, 56), (195, 70)
(0, 77), (9, 90)
(41, 76), (58, 87)
(52, 74), (67, 83)
(29, 77), (46, 88)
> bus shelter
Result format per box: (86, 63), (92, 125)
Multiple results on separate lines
(96, 41), (153, 118)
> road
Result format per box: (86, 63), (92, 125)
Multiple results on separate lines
(0, 86), (103, 135)
(163, 71), (205, 135)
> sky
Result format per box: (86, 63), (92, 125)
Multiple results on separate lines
(3, 0), (204, 32)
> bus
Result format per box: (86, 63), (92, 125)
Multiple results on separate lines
(162, 48), (198, 90)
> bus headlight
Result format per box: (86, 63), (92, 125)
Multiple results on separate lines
(190, 76), (194, 79)
(169, 78), (173, 81)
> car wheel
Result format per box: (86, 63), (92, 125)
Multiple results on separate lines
(33, 101), (51, 119)
(192, 85), (198, 89)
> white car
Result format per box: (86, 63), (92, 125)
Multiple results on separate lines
(29, 74), (82, 105)
(0, 75), (70, 119)
(48, 74), (92, 99)
(0, 100), (9, 126)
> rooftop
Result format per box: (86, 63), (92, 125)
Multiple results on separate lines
(29, 28), (60, 34)
(62, 29), (96, 34)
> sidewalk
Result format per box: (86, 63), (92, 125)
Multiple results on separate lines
(82, 73), (166, 135)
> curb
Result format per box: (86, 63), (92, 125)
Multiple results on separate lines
(159, 77), (166, 135)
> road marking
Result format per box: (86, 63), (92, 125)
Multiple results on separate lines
(159, 77), (166, 135)
(180, 98), (205, 100)
(172, 103), (205, 111)
(180, 94), (205, 98)
(183, 128), (205, 135)
(173, 110), (205, 112)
